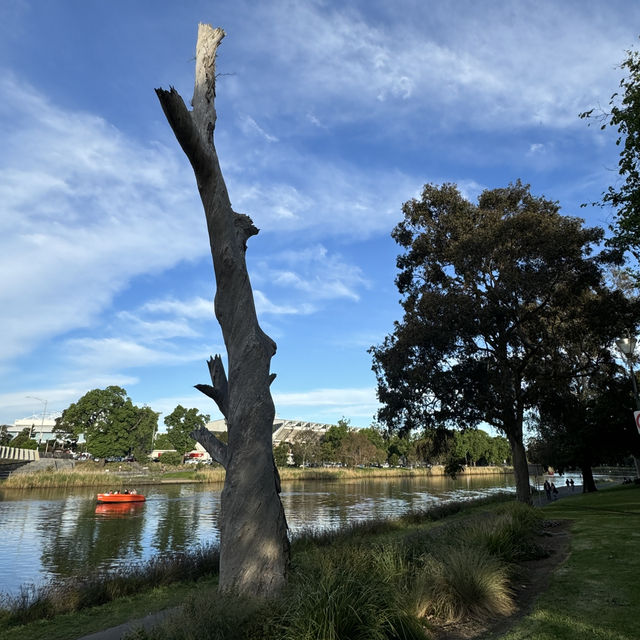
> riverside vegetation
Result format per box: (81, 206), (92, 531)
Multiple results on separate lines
(0, 460), (512, 490)
(2, 480), (636, 639)
(0, 493), (555, 640)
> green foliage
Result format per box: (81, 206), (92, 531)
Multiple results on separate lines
(320, 418), (350, 462)
(0, 544), (219, 626)
(581, 45), (640, 262)
(290, 429), (322, 467)
(158, 451), (182, 466)
(273, 441), (290, 467)
(9, 428), (38, 449)
(443, 458), (465, 479)
(461, 503), (544, 563)
(153, 432), (174, 450)
(371, 180), (614, 501)
(0, 425), (11, 446)
(336, 430), (386, 467)
(414, 547), (514, 623)
(56, 387), (158, 460)
(163, 405), (209, 459)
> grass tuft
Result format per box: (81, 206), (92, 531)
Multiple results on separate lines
(415, 547), (515, 623)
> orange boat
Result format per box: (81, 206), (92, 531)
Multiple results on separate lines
(95, 502), (144, 516)
(97, 492), (145, 503)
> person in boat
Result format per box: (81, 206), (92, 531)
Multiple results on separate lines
(123, 489), (129, 494)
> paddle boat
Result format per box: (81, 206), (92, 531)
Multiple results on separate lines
(95, 502), (144, 516)
(96, 490), (145, 503)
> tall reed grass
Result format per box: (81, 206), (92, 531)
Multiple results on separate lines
(0, 463), (511, 490)
(0, 544), (219, 626)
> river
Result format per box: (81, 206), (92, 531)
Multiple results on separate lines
(0, 472), (544, 598)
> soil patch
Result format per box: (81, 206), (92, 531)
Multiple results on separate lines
(432, 519), (571, 640)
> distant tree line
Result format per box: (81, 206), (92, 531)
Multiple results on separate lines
(272, 418), (511, 470)
(43, 386), (209, 463)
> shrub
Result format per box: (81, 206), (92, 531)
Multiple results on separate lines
(414, 546), (514, 623)
(462, 502), (544, 562)
(157, 451), (182, 466)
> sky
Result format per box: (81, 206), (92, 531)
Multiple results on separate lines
(1, 0), (639, 431)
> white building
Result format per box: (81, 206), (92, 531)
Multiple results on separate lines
(10, 413), (62, 443)
(206, 417), (333, 446)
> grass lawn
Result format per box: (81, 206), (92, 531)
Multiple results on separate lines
(493, 484), (640, 640)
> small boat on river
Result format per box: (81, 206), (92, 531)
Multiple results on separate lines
(95, 502), (144, 516)
(97, 492), (145, 503)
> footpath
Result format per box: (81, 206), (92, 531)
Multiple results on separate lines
(75, 608), (176, 640)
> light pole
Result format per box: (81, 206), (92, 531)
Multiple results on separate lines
(26, 395), (47, 448)
(615, 337), (640, 479)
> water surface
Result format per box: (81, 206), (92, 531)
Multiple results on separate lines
(0, 473), (517, 597)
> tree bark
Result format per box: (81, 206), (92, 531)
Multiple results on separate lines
(581, 464), (598, 493)
(506, 420), (532, 505)
(156, 23), (289, 597)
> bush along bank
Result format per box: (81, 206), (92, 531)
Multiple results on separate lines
(0, 462), (513, 490)
(54, 495), (546, 640)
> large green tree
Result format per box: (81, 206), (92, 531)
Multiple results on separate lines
(9, 427), (38, 450)
(529, 288), (640, 488)
(0, 425), (11, 445)
(56, 387), (158, 460)
(164, 405), (210, 463)
(581, 44), (640, 263)
(371, 181), (610, 503)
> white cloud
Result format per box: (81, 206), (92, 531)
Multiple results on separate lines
(235, 0), (637, 131)
(255, 245), (370, 302)
(239, 115), (279, 142)
(0, 74), (207, 364)
(254, 290), (316, 315)
(140, 297), (215, 321)
(273, 386), (379, 422)
(62, 337), (207, 372)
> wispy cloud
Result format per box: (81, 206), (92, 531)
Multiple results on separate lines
(141, 297), (214, 321)
(273, 386), (379, 422)
(254, 245), (370, 303)
(62, 337), (207, 371)
(0, 73), (205, 363)
(231, 0), (637, 131)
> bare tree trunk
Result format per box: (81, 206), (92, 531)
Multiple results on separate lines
(156, 23), (289, 598)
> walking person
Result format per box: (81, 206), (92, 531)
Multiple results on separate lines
(544, 479), (552, 501)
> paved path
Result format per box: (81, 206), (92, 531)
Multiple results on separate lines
(75, 607), (176, 640)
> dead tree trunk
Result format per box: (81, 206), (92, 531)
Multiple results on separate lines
(155, 23), (289, 598)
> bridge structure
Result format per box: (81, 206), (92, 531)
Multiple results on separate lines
(0, 446), (40, 479)
(0, 446), (40, 463)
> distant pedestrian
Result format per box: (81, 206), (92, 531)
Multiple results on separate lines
(551, 483), (558, 499)
(566, 479), (570, 489)
(570, 479), (575, 491)
(544, 480), (552, 501)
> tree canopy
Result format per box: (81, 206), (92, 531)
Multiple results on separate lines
(163, 405), (210, 462)
(56, 386), (159, 460)
(371, 180), (614, 502)
(581, 44), (640, 263)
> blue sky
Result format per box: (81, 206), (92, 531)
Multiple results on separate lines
(1, 0), (638, 429)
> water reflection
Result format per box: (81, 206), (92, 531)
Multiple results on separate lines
(0, 474), (515, 597)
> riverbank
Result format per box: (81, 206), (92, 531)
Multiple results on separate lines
(3, 483), (636, 640)
(0, 462), (513, 489)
